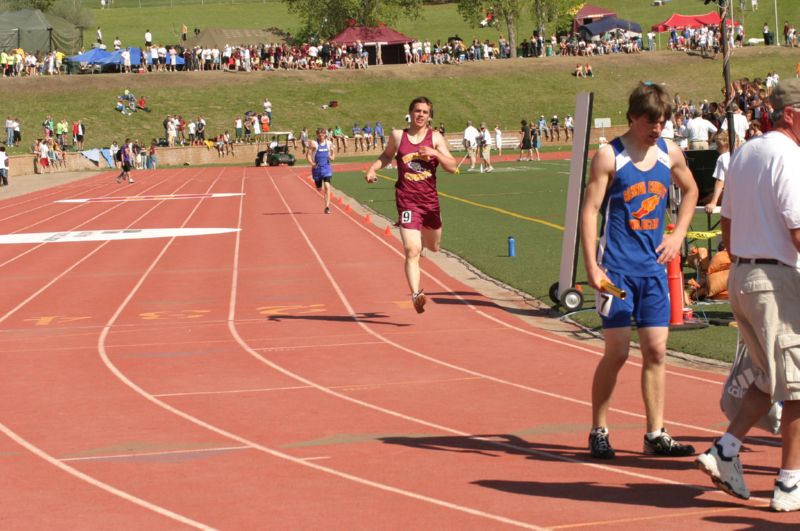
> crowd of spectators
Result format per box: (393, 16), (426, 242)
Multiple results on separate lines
(2, 16), (797, 77)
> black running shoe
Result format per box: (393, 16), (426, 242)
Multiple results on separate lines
(589, 428), (615, 459)
(324, 206), (331, 214)
(643, 429), (695, 457)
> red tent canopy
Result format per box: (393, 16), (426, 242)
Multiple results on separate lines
(574, 4), (616, 23)
(651, 11), (738, 32)
(330, 25), (413, 45)
(573, 4), (617, 32)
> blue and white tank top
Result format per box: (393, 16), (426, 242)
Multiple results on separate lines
(597, 137), (671, 276)
(312, 140), (332, 178)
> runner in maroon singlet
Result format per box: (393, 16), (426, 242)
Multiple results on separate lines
(365, 97), (457, 313)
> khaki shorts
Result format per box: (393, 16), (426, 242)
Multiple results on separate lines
(729, 262), (800, 402)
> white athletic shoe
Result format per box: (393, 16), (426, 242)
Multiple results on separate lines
(771, 480), (800, 512)
(696, 443), (750, 499)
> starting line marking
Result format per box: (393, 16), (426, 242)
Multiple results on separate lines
(0, 228), (240, 244)
(56, 193), (244, 204)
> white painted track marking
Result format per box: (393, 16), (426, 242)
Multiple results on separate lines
(0, 227), (239, 244)
(56, 192), (244, 204)
(95, 169), (546, 530)
(0, 174), (182, 270)
(0, 422), (214, 530)
(0, 172), (220, 527)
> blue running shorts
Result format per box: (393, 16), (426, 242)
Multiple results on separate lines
(596, 270), (670, 329)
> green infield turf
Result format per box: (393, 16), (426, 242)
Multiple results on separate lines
(332, 159), (738, 362)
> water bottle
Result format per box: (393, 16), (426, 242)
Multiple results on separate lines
(508, 236), (516, 257)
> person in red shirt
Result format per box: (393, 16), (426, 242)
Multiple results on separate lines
(365, 96), (457, 313)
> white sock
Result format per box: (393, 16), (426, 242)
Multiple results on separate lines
(717, 432), (742, 458)
(778, 469), (800, 487)
(646, 429), (663, 441)
(591, 427), (608, 435)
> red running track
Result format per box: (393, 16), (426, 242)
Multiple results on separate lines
(0, 165), (791, 529)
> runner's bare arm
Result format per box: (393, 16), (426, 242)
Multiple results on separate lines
(366, 129), (401, 183)
(580, 145), (614, 291)
(305, 140), (317, 167)
(328, 140), (335, 162)
(423, 130), (457, 173)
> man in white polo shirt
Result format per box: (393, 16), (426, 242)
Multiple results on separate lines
(696, 79), (800, 513)
(686, 109), (718, 150)
(720, 102), (749, 145)
(462, 120), (479, 171)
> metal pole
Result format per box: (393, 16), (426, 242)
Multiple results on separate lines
(774, 0), (780, 46)
(719, 0), (737, 154)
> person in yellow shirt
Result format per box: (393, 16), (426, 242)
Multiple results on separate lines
(55, 50), (64, 74)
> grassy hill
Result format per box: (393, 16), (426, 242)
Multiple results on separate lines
(0, 45), (795, 153)
(89, 0), (798, 52)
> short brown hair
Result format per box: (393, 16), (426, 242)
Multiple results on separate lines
(409, 96), (434, 118)
(627, 83), (673, 124)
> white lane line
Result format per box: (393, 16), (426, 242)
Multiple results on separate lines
(262, 174), (753, 500)
(154, 376), (482, 398)
(0, 227), (240, 245)
(56, 192), (244, 203)
(94, 168), (545, 530)
(0, 179), (109, 220)
(0, 174), (181, 270)
(0, 179), (195, 326)
(288, 175), (723, 433)
(0, 170), (222, 529)
(0, 422), (214, 530)
(154, 385), (312, 398)
(61, 445), (251, 462)
(298, 174), (725, 390)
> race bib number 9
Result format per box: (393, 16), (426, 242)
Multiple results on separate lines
(401, 210), (413, 224)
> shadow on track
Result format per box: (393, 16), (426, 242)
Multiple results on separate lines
(268, 312), (411, 327)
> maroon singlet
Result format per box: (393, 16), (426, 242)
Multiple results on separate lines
(395, 128), (441, 230)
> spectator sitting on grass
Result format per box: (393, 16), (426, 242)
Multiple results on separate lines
(115, 98), (131, 116)
(137, 96), (151, 112)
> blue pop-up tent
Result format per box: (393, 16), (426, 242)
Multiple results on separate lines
(67, 47), (114, 64)
(70, 47), (185, 66)
(108, 47), (186, 66)
(580, 16), (642, 38)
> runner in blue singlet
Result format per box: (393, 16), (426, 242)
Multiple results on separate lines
(580, 82), (699, 460)
(307, 127), (335, 214)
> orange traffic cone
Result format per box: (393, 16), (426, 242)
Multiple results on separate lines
(383, 224), (392, 237)
(344, 204), (352, 214)
(363, 213), (372, 224)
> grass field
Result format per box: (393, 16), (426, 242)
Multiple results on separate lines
(89, 0), (799, 53)
(1, 46), (796, 157)
(330, 159), (739, 363)
(3, 0), (795, 362)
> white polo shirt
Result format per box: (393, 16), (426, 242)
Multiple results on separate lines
(721, 131), (800, 267)
(720, 112), (749, 143)
(463, 125), (479, 147)
(686, 117), (718, 142)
